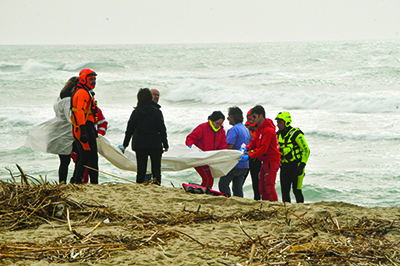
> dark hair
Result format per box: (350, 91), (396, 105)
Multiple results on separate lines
(136, 88), (153, 107)
(251, 105), (265, 117)
(208, 111), (225, 122)
(228, 106), (243, 123)
(60, 76), (79, 96)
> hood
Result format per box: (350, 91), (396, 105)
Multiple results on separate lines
(258, 118), (276, 131)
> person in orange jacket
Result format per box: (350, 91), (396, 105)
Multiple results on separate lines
(186, 111), (227, 188)
(244, 109), (262, 200)
(71, 104), (107, 183)
(240, 105), (280, 201)
(70, 68), (99, 184)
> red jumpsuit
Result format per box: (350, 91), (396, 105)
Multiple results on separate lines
(247, 118), (280, 201)
(186, 121), (227, 188)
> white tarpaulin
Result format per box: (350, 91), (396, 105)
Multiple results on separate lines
(97, 135), (241, 178)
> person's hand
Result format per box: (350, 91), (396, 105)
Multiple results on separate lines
(188, 145), (192, 148)
(79, 125), (88, 143)
(239, 154), (249, 162)
(164, 148), (169, 152)
(239, 146), (247, 153)
(118, 144), (126, 154)
(296, 162), (306, 176)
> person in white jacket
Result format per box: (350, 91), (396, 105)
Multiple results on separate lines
(25, 77), (78, 183)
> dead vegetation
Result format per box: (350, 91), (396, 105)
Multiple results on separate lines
(1, 165), (400, 265)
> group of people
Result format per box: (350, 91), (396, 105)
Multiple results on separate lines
(26, 69), (108, 185)
(185, 105), (310, 203)
(27, 68), (310, 203)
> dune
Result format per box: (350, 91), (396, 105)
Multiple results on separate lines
(0, 179), (399, 265)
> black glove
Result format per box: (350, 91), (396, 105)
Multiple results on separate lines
(80, 125), (88, 143)
(296, 162), (306, 176)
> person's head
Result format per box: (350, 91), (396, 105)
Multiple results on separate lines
(208, 111), (225, 129)
(137, 88), (153, 107)
(275, 111), (292, 131)
(78, 68), (97, 89)
(246, 109), (254, 124)
(250, 105), (266, 126)
(150, 89), (160, 103)
(227, 106), (243, 126)
(60, 76), (79, 95)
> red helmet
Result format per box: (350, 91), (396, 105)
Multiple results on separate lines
(79, 68), (97, 89)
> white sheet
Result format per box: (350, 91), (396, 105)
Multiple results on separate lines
(97, 135), (241, 178)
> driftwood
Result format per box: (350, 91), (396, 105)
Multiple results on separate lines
(1, 165), (400, 265)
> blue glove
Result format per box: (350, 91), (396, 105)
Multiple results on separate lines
(118, 144), (125, 151)
(188, 145), (192, 148)
(239, 154), (249, 162)
(239, 146), (247, 153)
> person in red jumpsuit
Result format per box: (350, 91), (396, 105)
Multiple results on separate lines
(186, 111), (227, 188)
(240, 105), (280, 201)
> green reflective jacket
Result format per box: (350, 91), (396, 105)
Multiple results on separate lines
(277, 127), (310, 164)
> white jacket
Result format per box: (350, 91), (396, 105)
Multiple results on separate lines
(25, 96), (74, 155)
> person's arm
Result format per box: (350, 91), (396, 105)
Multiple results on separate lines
(122, 110), (136, 148)
(96, 107), (108, 136)
(295, 133), (310, 165)
(248, 131), (272, 159)
(185, 124), (203, 147)
(157, 110), (169, 152)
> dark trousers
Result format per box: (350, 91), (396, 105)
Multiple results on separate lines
(58, 154), (71, 184)
(72, 123), (98, 184)
(249, 158), (262, 200)
(280, 161), (304, 203)
(135, 148), (163, 185)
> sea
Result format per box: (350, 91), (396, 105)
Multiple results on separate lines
(1, 41), (400, 207)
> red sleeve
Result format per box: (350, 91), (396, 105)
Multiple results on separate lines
(186, 124), (204, 147)
(249, 131), (273, 159)
(96, 107), (108, 136)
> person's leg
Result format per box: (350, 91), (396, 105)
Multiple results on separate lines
(149, 149), (162, 185)
(135, 149), (148, 184)
(260, 161), (278, 201)
(194, 165), (214, 188)
(292, 168), (305, 203)
(250, 158), (262, 200)
(71, 140), (87, 184)
(218, 170), (234, 197)
(280, 163), (292, 203)
(86, 123), (98, 184)
(58, 154), (70, 184)
(232, 168), (247, 198)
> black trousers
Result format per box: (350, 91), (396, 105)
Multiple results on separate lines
(58, 141), (79, 184)
(71, 122), (98, 184)
(58, 154), (71, 184)
(249, 158), (262, 200)
(135, 148), (163, 185)
(280, 161), (304, 203)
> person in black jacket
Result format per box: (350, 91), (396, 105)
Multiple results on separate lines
(121, 88), (169, 185)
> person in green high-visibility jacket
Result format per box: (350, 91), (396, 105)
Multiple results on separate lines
(275, 112), (310, 203)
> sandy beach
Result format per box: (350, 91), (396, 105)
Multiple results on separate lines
(1, 179), (400, 266)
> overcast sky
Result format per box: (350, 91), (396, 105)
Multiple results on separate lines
(1, 0), (399, 45)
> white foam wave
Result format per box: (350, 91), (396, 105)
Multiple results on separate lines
(164, 80), (400, 113)
(21, 59), (59, 72)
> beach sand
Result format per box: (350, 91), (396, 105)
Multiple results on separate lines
(1, 181), (400, 265)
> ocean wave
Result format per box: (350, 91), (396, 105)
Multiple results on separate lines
(3, 60), (126, 74)
(306, 130), (400, 141)
(164, 80), (400, 113)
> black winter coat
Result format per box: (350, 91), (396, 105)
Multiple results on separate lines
(123, 102), (168, 151)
